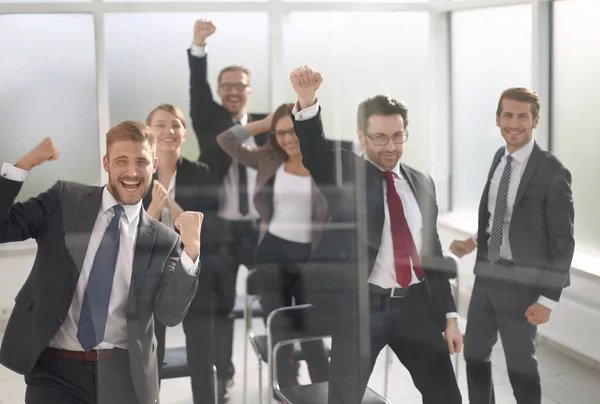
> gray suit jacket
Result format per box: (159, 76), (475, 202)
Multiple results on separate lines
(0, 177), (199, 404)
(217, 124), (330, 250)
(475, 142), (575, 303)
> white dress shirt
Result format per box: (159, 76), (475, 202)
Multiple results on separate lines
(473, 139), (556, 310)
(292, 102), (458, 319)
(1, 163), (199, 350)
(190, 44), (260, 221)
(160, 171), (177, 229)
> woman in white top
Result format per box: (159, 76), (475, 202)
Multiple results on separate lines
(143, 104), (220, 404)
(217, 103), (330, 398)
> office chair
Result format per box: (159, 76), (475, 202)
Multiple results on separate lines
(269, 304), (391, 404)
(160, 347), (218, 404)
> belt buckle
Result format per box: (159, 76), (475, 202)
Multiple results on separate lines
(389, 287), (404, 299)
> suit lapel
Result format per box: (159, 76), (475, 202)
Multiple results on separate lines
(68, 186), (103, 273)
(365, 160), (385, 254)
(513, 142), (543, 207)
(130, 211), (156, 304)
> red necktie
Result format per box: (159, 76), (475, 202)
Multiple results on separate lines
(383, 171), (424, 288)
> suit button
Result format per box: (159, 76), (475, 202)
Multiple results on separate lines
(58, 318), (64, 324)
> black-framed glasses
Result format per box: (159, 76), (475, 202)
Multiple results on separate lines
(366, 130), (409, 146)
(274, 128), (296, 137)
(218, 82), (248, 92)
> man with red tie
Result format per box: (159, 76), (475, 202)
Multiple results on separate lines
(289, 66), (462, 404)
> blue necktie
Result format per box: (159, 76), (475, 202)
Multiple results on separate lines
(77, 205), (123, 351)
(488, 155), (513, 264)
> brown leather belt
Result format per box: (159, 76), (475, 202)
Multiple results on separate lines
(43, 347), (121, 361)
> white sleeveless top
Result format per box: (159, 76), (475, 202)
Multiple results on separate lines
(267, 164), (313, 244)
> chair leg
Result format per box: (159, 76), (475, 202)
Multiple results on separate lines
(243, 296), (251, 404)
(258, 358), (263, 404)
(383, 345), (391, 397)
(213, 365), (218, 404)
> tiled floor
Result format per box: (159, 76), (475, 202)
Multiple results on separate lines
(2, 319), (600, 404)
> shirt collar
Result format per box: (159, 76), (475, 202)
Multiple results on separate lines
(238, 114), (249, 126)
(101, 186), (142, 224)
(364, 153), (403, 180)
(505, 137), (535, 163)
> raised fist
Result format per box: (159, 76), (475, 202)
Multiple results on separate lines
(16, 137), (60, 171)
(193, 19), (216, 46)
(175, 211), (204, 261)
(151, 180), (169, 210)
(289, 66), (323, 109)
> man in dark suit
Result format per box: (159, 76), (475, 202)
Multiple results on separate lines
(289, 66), (462, 404)
(450, 88), (575, 404)
(0, 121), (203, 404)
(188, 18), (270, 400)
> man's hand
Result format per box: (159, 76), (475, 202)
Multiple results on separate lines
(16, 137), (60, 171)
(289, 66), (323, 110)
(444, 319), (463, 355)
(525, 302), (551, 326)
(175, 211), (204, 262)
(193, 19), (216, 46)
(449, 237), (477, 258)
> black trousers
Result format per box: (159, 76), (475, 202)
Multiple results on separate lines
(256, 232), (329, 395)
(214, 219), (259, 381)
(464, 264), (540, 404)
(157, 259), (217, 404)
(328, 283), (461, 404)
(25, 348), (139, 404)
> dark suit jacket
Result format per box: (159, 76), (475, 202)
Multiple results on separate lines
(188, 50), (269, 182)
(0, 177), (199, 404)
(143, 157), (220, 253)
(475, 142), (574, 303)
(216, 125), (330, 250)
(291, 108), (456, 330)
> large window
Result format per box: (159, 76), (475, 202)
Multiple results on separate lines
(105, 12), (270, 161)
(450, 4), (532, 210)
(0, 14), (100, 201)
(282, 11), (431, 172)
(552, 0), (600, 255)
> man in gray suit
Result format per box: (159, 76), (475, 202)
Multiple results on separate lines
(0, 121), (203, 404)
(450, 88), (575, 404)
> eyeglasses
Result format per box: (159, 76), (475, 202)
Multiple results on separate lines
(274, 128), (296, 137)
(219, 82), (248, 92)
(366, 130), (409, 146)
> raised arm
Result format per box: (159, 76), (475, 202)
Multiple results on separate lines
(289, 66), (336, 187)
(188, 19), (226, 153)
(216, 117), (272, 170)
(0, 138), (62, 243)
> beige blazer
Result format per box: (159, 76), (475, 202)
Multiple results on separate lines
(216, 124), (330, 250)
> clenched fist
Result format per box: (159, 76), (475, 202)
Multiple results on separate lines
(175, 211), (204, 261)
(16, 137), (60, 171)
(289, 66), (323, 109)
(193, 19), (216, 46)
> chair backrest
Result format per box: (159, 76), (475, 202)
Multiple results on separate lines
(246, 269), (261, 296)
(266, 304), (331, 393)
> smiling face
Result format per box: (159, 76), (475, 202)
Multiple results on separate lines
(148, 108), (186, 154)
(217, 67), (252, 117)
(103, 121), (157, 205)
(273, 115), (301, 157)
(496, 98), (539, 153)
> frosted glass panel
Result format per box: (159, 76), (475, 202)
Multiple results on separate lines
(450, 5), (531, 210)
(0, 14), (99, 201)
(282, 12), (430, 172)
(105, 12), (269, 160)
(553, 0), (600, 255)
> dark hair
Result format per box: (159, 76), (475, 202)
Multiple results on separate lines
(106, 121), (155, 154)
(496, 87), (540, 119)
(357, 94), (409, 133)
(218, 64), (252, 85)
(267, 103), (296, 156)
(145, 104), (187, 129)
